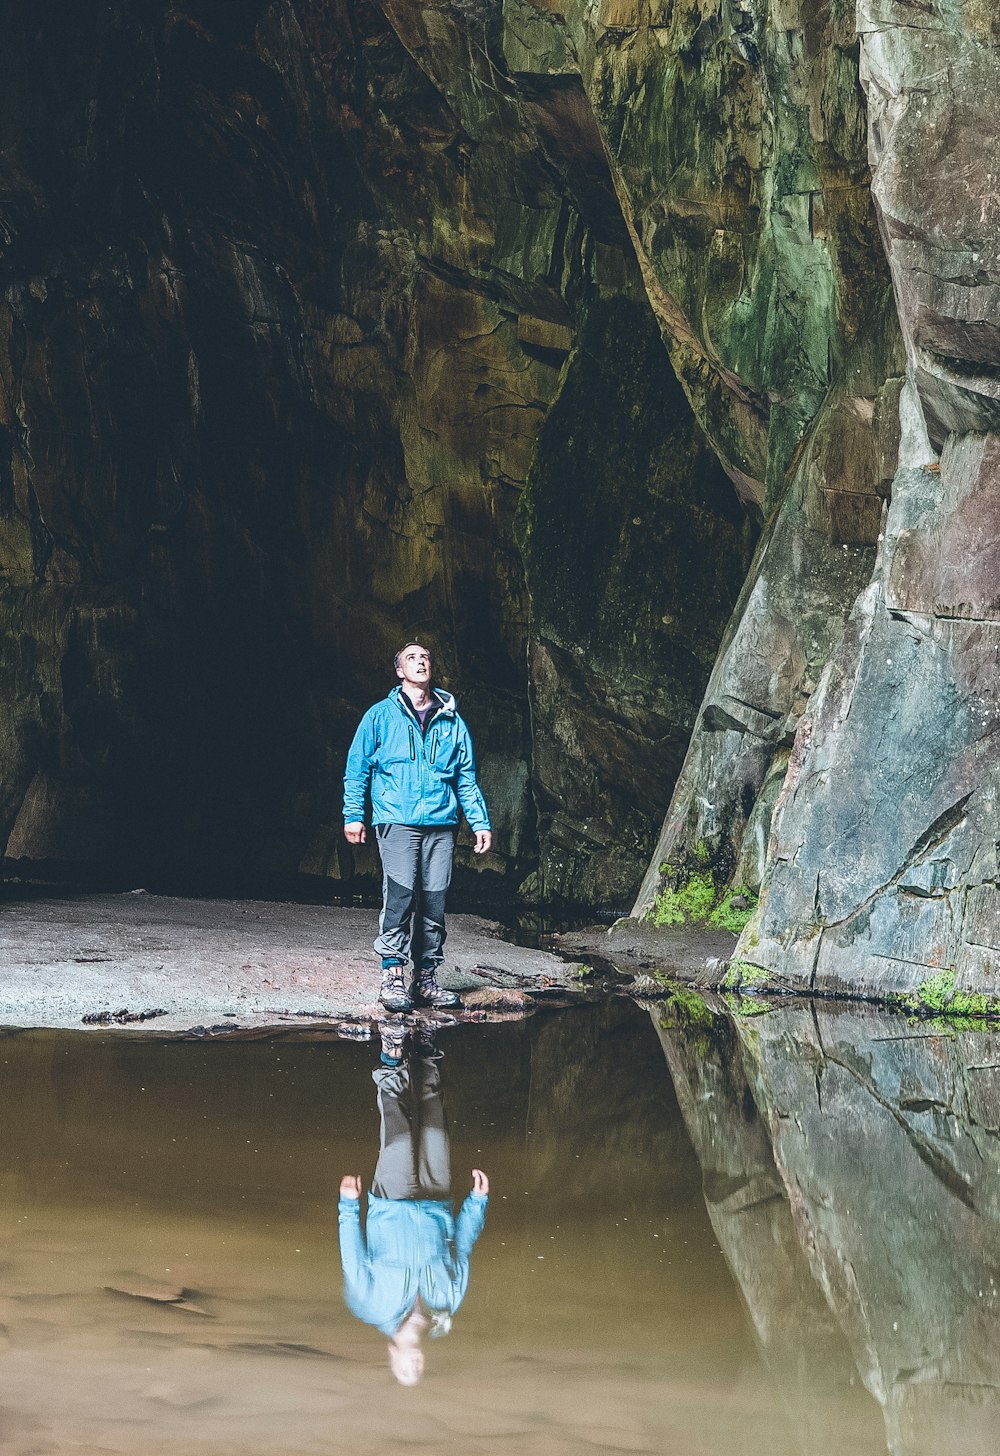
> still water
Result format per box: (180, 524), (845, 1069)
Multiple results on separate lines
(0, 998), (995, 1454)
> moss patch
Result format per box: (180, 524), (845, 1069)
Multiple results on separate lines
(649, 870), (716, 927)
(709, 892), (758, 934)
(649, 867), (757, 934)
(903, 969), (1000, 1022)
(723, 992), (773, 1018)
(721, 959), (769, 990)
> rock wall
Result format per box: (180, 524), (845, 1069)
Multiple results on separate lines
(653, 1001), (1000, 1455)
(735, 4), (1000, 994)
(551, 0), (907, 915)
(3, 0), (995, 959)
(0, 0), (751, 903)
(518, 294), (754, 906)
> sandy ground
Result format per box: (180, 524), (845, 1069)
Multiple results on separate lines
(0, 891), (584, 1033)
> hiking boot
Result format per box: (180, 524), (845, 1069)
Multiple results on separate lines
(379, 960), (414, 1014)
(378, 1020), (408, 1066)
(414, 966), (461, 1009)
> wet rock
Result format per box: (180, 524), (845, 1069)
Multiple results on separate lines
(82, 1008), (168, 1025)
(105, 1275), (212, 1317)
(0, 892), (580, 1030)
(684, 2), (1000, 996)
(519, 296), (756, 906)
(461, 986), (535, 1015)
(634, 348), (903, 916)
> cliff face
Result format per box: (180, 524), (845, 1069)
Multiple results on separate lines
(735, 4), (1000, 996)
(1, 1), (997, 974)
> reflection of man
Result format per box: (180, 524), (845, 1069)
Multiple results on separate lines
(343, 643), (492, 1014)
(338, 1027), (489, 1385)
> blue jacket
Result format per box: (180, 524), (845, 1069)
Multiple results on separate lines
(343, 687), (491, 831)
(338, 1192), (488, 1336)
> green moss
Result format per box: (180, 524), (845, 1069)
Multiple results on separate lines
(648, 857), (759, 934)
(672, 986), (713, 1025)
(649, 870), (717, 926)
(709, 891), (758, 933)
(722, 959), (769, 990)
(904, 969), (1000, 1021)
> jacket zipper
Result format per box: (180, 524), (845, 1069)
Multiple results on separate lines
(429, 727), (438, 764)
(408, 725), (415, 760)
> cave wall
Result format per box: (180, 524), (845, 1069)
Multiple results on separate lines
(4, 0), (995, 962)
(736, 3), (1000, 995)
(536, 0), (905, 911)
(517, 294), (755, 906)
(0, 0), (753, 902)
(366, 0), (905, 914)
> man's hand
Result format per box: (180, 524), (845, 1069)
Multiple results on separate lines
(340, 1175), (362, 1199)
(471, 1169), (489, 1196)
(344, 822), (366, 846)
(473, 830), (492, 856)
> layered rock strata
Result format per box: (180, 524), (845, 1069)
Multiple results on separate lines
(734, 4), (1000, 993)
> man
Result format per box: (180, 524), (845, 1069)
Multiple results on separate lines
(343, 643), (492, 1012)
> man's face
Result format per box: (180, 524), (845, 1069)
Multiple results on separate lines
(396, 646), (432, 689)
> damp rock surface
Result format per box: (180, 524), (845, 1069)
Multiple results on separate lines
(734, 5), (1000, 995)
(0, 891), (578, 1031)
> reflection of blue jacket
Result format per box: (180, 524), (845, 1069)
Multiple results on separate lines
(338, 1192), (488, 1337)
(343, 687), (491, 831)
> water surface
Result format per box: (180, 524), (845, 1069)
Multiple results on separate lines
(0, 998), (995, 1454)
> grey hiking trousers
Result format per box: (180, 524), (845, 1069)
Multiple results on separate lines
(373, 823), (455, 970)
(371, 1056), (451, 1201)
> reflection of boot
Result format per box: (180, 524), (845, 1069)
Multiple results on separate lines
(414, 965), (461, 1009)
(414, 1023), (441, 1060)
(379, 959), (413, 1013)
(378, 1021), (408, 1067)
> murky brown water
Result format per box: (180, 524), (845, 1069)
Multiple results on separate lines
(0, 998), (995, 1454)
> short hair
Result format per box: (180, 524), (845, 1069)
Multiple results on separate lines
(393, 641), (432, 672)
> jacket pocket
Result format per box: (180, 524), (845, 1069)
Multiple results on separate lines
(428, 724), (456, 771)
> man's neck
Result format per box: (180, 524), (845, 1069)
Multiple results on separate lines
(401, 684), (434, 712)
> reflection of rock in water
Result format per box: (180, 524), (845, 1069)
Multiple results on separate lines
(644, 1000), (884, 1455)
(650, 1000), (1000, 1456)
